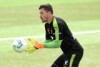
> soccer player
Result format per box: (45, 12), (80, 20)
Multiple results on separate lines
(26, 4), (84, 67)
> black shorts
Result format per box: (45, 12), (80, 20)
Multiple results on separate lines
(51, 52), (83, 67)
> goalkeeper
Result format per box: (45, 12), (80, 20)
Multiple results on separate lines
(26, 4), (84, 67)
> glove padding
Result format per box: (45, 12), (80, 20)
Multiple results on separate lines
(25, 38), (37, 54)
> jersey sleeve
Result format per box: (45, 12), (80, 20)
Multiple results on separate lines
(44, 40), (62, 48)
(43, 17), (63, 48)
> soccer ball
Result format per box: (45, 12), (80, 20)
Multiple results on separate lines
(13, 39), (27, 53)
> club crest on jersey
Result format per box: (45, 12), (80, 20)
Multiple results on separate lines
(47, 28), (50, 34)
(47, 28), (53, 34)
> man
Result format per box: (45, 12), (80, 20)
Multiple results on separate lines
(26, 4), (84, 67)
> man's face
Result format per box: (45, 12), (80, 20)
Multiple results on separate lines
(39, 8), (48, 23)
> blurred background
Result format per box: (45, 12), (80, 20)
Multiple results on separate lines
(0, 0), (100, 67)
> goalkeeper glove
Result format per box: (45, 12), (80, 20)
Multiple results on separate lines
(27, 38), (44, 49)
(25, 38), (37, 54)
(34, 41), (44, 48)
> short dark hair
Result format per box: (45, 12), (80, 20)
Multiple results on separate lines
(39, 4), (53, 14)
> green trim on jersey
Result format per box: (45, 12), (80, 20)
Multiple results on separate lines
(53, 17), (59, 41)
(69, 54), (76, 67)
(44, 40), (53, 43)
(44, 40), (62, 48)
(44, 17), (62, 48)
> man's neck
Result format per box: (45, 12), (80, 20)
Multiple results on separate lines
(47, 15), (53, 24)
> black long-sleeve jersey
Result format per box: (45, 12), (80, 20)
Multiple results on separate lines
(45, 16), (83, 54)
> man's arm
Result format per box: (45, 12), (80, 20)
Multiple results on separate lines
(44, 17), (62, 48)
(35, 17), (63, 48)
(44, 40), (62, 48)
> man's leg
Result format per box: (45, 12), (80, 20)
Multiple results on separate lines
(51, 52), (83, 67)
(64, 52), (83, 67)
(51, 54), (67, 67)
(71, 53), (83, 67)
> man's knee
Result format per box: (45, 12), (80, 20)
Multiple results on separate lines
(51, 63), (59, 67)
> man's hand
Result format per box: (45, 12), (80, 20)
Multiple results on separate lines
(25, 38), (45, 53)
(25, 38), (37, 54)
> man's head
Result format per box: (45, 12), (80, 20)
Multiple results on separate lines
(39, 4), (53, 23)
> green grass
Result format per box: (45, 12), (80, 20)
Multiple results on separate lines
(0, 0), (100, 67)
(0, 20), (100, 38)
(0, 33), (100, 67)
(77, 33), (100, 67)
(0, 0), (99, 8)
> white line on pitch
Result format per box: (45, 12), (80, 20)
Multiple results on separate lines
(0, 30), (100, 41)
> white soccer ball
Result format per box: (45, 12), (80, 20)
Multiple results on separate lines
(13, 39), (27, 53)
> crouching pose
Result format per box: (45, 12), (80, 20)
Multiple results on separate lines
(25, 4), (84, 67)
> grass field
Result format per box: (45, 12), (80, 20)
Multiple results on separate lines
(0, 0), (100, 67)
